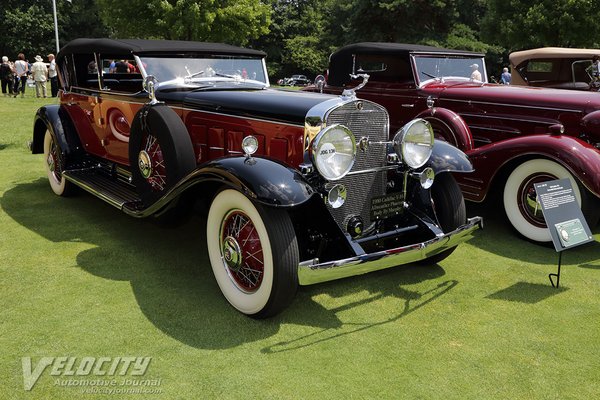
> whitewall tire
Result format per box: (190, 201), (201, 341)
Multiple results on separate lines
(43, 130), (73, 196)
(206, 189), (298, 318)
(503, 159), (581, 242)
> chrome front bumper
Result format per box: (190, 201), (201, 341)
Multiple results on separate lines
(297, 216), (483, 285)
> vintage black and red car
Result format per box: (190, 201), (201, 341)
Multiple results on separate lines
(305, 42), (600, 242)
(31, 38), (481, 318)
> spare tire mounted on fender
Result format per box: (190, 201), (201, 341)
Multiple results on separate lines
(129, 103), (196, 205)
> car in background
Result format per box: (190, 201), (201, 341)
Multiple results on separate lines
(30, 38), (481, 318)
(509, 47), (600, 91)
(278, 74), (310, 86)
(304, 42), (600, 242)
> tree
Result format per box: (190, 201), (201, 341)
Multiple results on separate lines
(482, 0), (600, 51)
(0, 0), (109, 59)
(252, 0), (334, 79)
(96, 0), (271, 46)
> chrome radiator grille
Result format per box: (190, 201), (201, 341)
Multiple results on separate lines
(325, 100), (389, 232)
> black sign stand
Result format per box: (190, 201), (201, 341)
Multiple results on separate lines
(549, 252), (562, 288)
(534, 178), (595, 288)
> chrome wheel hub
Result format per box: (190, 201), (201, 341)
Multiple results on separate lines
(47, 153), (56, 172)
(138, 150), (152, 179)
(222, 236), (243, 272)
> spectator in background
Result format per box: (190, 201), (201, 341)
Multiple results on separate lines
(470, 63), (482, 81)
(31, 55), (48, 98)
(1, 56), (14, 96)
(500, 67), (511, 85)
(47, 53), (58, 97)
(13, 53), (28, 97)
(115, 60), (130, 73)
(586, 55), (600, 84)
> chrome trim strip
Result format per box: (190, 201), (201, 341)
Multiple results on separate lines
(173, 106), (303, 128)
(63, 170), (126, 209)
(446, 99), (581, 114)
(297, 216), (483, 285)
(346, 164), (399, 176)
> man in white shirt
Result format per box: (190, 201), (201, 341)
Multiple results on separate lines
(47, 53), (58, 97)
(470, 63), (482, 81)
(31, 55), (48, 98)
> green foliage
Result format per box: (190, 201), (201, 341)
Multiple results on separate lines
(283, 36), (327, 75)
(482, 0), (600, 51)
(4, 1), (600, 81)
(2, 5), (55, 58)
(0, 0), (109, 60)
(97, 0), (271, 45)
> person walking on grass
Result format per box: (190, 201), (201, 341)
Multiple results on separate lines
(0, 56), (14, 96)
(31, 55), (48, 98)
(13, 53), (28, 97)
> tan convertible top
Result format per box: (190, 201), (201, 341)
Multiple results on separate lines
(510, 47), (600, 67)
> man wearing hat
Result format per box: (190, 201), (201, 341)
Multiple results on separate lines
(47, 53), (58, 97)
(470, 63), (482, 81)
(31, 55), (48, 98)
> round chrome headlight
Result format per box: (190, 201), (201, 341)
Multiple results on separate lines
(393, 119), (434, 169)
(311, 124), (356, 181)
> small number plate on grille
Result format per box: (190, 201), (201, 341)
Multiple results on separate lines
(371, 192), (403, 220)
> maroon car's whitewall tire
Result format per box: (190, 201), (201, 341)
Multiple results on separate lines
(503, 159), (582, 242)
(43, 130), (73, 196)
(206, 189), (298, 318)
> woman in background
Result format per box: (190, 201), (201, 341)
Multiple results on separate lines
(13, 53), (28, 97)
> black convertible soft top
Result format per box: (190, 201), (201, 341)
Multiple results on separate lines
(58, 38), (266, 59)
(331, 42), (482, 58)
(327, 42), (483, 86)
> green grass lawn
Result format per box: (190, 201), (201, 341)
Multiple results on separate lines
(1, 96), (600, 399)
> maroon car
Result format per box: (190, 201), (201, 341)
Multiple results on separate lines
(306, 42), (600, 242)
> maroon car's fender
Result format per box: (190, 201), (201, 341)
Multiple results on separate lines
(457, 134), (600, 202)
(416, 107), (474, 152)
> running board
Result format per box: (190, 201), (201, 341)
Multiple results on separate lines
(63, 168), (143, 211)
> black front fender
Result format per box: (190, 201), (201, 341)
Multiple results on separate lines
(203, 157), (317, 207)
(426, 140), (474, 174)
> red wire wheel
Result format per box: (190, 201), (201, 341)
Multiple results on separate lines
(220, 210), (265, 293)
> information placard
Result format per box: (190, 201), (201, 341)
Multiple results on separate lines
(534, 178), (594, 252)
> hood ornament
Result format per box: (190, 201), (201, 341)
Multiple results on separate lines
(342, 73), (370, 100)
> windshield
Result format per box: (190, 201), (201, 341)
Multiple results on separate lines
(413, 55), (487, 85)
(138, 55), (268, 87)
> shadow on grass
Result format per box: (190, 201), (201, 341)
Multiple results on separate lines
(2, 179), (455, 350)
(486, 281), (568, 304)
(466, 201), (600, 267)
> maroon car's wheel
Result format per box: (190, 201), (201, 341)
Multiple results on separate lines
(503, 159), (582, 242)
(129, 104), (196, 205)
(43, 129), (74, 196)
(420, 173), (466, 264)
(206, 189), (299, 318)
